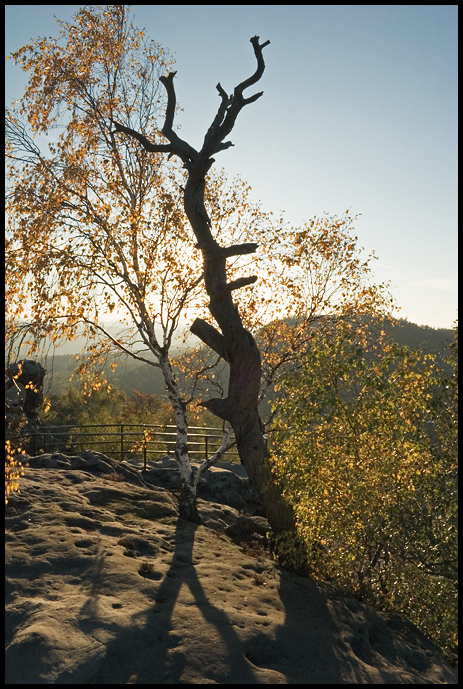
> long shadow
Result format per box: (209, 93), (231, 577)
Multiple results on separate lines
(256, 562), (441, 683)
(8, 462), (456, 683)
(128, 516), (260, 684)
(75, 520), (391, 684)
(74, 515), (260, 684)
(268, 569), (383, 683)
(67, 462), (446, 684)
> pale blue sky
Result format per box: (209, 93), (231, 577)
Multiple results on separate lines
(6, 5), (458, 329)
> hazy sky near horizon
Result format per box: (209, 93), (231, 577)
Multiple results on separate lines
(6, 5), (457, 330)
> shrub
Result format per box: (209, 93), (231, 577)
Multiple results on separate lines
(271, 321), (457, 662)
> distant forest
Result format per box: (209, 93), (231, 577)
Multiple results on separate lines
(31, 318), (455, 401)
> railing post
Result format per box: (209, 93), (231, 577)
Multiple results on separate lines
(143, 430), (147, 471)
(120, 424), (124, 462)
(205, 434), (208, 460)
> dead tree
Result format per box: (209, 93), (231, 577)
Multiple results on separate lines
(112, 36), (296, 536)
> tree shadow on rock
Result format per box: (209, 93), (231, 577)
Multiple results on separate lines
(76, 517), (262, 684)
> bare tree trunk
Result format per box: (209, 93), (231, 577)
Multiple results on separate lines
(233, 410), (296, 535)
(112, 36), (297, 536)
(190, 240), (296, 536)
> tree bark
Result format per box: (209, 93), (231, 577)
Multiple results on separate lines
(190, 246), (296, 535)
(112, 36), (297, 537)
(233, 409), (296, 535)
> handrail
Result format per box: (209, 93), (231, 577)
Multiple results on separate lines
(34, 423), (228, 431)
(7, 422), (239, 469)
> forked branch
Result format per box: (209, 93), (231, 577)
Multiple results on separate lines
(112, 36), (270, 167)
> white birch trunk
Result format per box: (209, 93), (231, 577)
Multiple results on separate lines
(159, 354), (235, 522)
(159, 354), (199, 521)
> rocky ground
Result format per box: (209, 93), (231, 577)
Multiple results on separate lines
(5, 451), (458, 684)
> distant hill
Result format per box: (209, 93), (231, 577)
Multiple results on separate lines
(383, 318), (455, 356)
(36, 353), (170, 400)
(28, 318), (455, 400)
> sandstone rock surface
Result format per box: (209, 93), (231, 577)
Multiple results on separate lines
(5, 452), (457, 684)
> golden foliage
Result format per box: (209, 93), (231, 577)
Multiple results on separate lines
(271, 321), (458, 662)
(6, 6), (395, 385)
(5, 442), (27, 505)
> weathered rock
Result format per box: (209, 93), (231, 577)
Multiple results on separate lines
(5, 453), (458, 684)
(225, 515), (270, 546)
(5, 359), (75, 455)
(132, 455), (263, 515)
(6, 359), (45, 420)
(5, 359), (48, 458)
(5, 380), (27, 411)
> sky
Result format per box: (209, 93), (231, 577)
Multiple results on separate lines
(5, 4), (458, 330)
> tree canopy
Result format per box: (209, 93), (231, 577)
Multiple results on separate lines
(6, 6), (395, 531)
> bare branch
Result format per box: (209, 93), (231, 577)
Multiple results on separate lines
(194, 242), (259, 258)
(110, 119), (172, 153)
(202, 36), (271, 156)
(216, 83), (229, 102)
(221, 242), (259, 258)
(202, 83), (232, 151)
(226, 275), (258, 292)
(159, 72), (176, 126)
(112, 73), (199, 168)
(236, 36), (271, 95)
(159, 72), (199, 163)
(111, 37), (270, 173)
(213, 140), (234, 153)
(190, 318), (229, 361)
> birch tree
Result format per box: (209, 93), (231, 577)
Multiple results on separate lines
(5, 6), (250, 522)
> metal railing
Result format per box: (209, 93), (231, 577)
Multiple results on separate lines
(8, 423), (239, 469)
